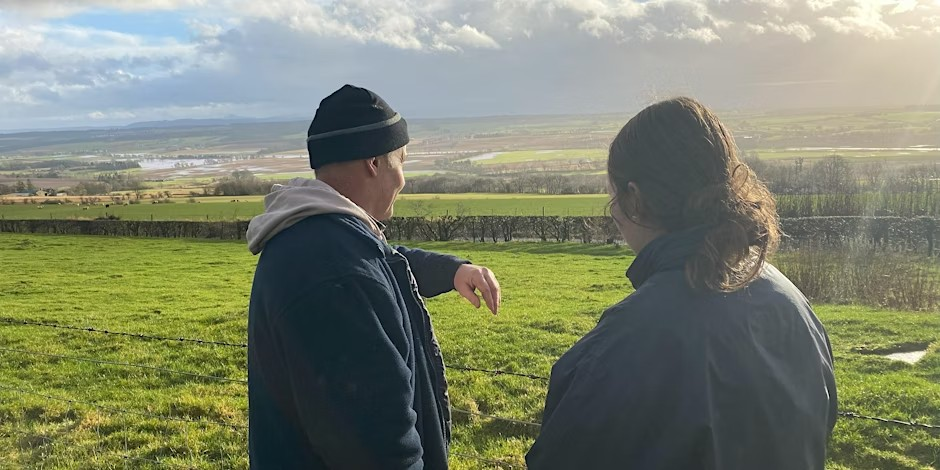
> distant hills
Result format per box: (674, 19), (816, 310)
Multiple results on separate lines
(124, 116), (305, 129)
(0, 107), (937, 157)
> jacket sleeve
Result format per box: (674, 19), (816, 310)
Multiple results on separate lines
(270, 275), (424, 470)
(395, 246), (469, 298)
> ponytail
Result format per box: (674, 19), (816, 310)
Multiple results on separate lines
(684, 165), (779, 291)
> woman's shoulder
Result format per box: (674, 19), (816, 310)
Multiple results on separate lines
(603, 270), (697, 319)
(600, 264), (813, 336)
(590, 276), (698, 349)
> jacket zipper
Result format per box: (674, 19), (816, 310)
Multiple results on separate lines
(394, 254), (450, 443)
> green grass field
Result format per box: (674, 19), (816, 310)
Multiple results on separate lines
(0, 234), (938, 468)
(0, 194), (612, 220)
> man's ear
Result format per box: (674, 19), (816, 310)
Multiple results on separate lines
(364, 157), (380, 177)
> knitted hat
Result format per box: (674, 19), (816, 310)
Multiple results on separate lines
(306, 84), (409, 169)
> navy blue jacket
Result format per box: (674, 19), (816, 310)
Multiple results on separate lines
(248, 214), (466, 469)
(527, 228), (838, 470)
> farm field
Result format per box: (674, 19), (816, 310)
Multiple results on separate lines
(753, 148), (940, 161)
(460, 149), (607, 165)
(2, 107), (938, 197)
(1, 234), (939, 469)
(7, 189), (940, 220)
(0, 194), (613, 220)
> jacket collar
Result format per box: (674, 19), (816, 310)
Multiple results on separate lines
(626, 225), (710, 289)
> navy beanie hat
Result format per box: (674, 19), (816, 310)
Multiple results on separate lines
(306, 84), (410, 169)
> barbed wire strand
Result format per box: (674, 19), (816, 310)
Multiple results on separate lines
(449, 365), (549, 381)
(839, 411), (940, 431)
(451, 407), (542, 428)
(0, 346), (247, 385)
(0, 317), (247, 348)
(0, 383), (247, 431)
(0, 318), (548, 381)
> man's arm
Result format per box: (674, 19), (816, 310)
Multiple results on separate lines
(271, 275), (424, 470)
(395, 246), (468, 297)
(396, 246), (501, 315)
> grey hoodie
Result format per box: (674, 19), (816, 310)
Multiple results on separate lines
(246, 178), (384, 255)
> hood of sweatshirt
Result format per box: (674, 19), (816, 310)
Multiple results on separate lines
(246, 177), (384, 255)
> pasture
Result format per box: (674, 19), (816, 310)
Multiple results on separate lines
(0, 234), (939, 469)
(0, 194), (613, 220)
(460, 149), (607, 165)
(8, 190), (940, 221)
(753, 148), (940, 161)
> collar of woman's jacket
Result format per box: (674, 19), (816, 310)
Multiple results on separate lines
(625, 225), (712, 290)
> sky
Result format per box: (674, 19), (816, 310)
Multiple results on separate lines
(0, 0), (938, 130)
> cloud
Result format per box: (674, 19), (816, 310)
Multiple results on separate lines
(746, 23), (767, 34)
(0, 0), (938, 129)
(807, 0), (839, 11)
(0, 0), (208, 18)
(579, 17), (616, 37)
(890, 0), (919, 14)
(434, 23), (501, 50)
(769, 21), (816, 41)
(819, 1), (898, 39)
(0, 21), (203, 112)
(670, 25), (722, 42)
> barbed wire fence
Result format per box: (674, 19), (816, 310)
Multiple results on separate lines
(1, 316), (938, 469)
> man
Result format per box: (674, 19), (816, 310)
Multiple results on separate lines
(246, 85), (500, 469)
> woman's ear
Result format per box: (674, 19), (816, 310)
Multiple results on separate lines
(626, 182), (643, 222)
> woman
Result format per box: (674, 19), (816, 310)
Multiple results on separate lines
(526, 98), (837, 469)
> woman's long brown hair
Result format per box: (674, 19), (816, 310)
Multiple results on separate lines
(608, 97), (780, 292)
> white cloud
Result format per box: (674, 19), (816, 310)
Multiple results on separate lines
(579, 17), (616, 37)
(807, 0), (839, 11)
(187, 20), (225, 40)
(746, 22), (768, 34)
(635, 22), (660, 40)
(0, 26), (44, 56)
(435, 23), (501, 50)
(769, 21), (816, 41)
(0, 21), (203, 112)
(670, 25), (722, 42)
(890, 0), (918, 14)
(1, 0), (939, 129)
(744, 0), (790, 9)
(196, 0), (939, 48)
(818, 0), (908, 39)
(0, 0), (208, 18)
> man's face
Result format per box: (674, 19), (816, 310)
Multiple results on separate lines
(377, 146), (406, 220)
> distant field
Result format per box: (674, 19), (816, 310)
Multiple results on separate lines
(754, 148), (940, 161)
(463, 149), (606, 165)
(0, 200), (262, 222)
(247, 171), (308, 179)
(0, 194), (610, 220)
(396, 194), (609, 216)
